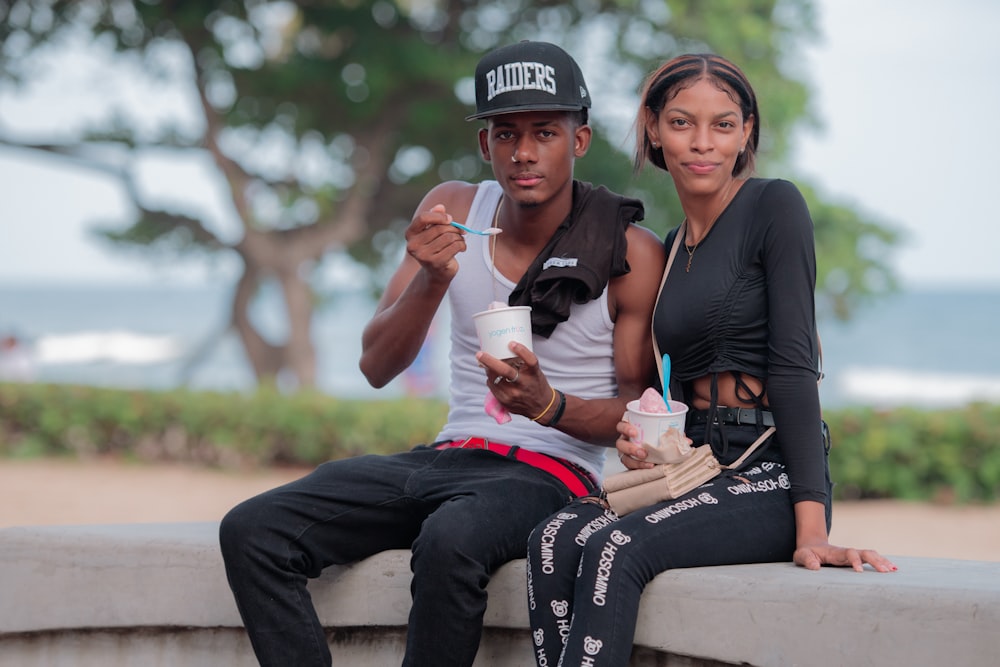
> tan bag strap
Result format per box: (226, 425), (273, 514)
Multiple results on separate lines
(651, 224), (686, 395)
(720, 426), (776, 471)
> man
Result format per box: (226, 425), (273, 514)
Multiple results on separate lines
(219, 40), (665, 667)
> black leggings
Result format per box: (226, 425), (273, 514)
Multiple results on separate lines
(526, 429), (829, 667)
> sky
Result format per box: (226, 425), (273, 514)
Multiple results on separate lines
(1, 0), (999, 290)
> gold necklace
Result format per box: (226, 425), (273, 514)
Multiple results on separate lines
(684, 238), (697, 273)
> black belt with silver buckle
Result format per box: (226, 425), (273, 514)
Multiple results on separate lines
(688, 407), (774, 428)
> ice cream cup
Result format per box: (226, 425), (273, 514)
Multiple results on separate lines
(625, 399), (689, 463)
(472, 306), (533, 360)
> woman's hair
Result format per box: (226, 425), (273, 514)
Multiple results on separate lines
(633, 53), (759, 176)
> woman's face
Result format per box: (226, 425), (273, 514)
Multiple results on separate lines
(646, 77), (753, 196)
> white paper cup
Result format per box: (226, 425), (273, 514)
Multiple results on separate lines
(625, 399), (689, 463)
(472, 306), (533, 360)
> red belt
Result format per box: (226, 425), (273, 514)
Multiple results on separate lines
(435, 437), (596, 497)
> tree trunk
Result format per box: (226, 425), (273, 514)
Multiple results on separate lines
(229, 227), (320, 389)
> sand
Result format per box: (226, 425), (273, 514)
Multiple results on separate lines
(1, 458), (997, 562)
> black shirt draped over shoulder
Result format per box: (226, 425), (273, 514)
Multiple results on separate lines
(509, 180), (642, 338)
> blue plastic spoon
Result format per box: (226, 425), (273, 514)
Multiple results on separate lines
(450, 221), (502, 236)
(662, 353), (673, 412)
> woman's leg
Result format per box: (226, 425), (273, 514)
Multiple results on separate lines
(526, 498), (617, 667)
(559, 462), (797, 666)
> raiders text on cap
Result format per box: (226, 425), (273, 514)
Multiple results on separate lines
(486, 62), (557, 102)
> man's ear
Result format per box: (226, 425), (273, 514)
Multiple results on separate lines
(478, 127), (491, 161)
(574, 124), (592, 158)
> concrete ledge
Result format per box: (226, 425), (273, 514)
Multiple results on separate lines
(2, 522), (999, 666)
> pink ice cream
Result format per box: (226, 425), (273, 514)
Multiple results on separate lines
(638, 387), (669, 414)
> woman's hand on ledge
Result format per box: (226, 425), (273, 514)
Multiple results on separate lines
(793, 500), (896, 572)
(794, 542), (898, 573)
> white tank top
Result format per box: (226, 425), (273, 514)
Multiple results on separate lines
(435, 181), (617, 480)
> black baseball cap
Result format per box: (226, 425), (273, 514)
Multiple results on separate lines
(466, 41), (591, 121)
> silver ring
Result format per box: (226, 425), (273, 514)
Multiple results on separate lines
(511, 154), (517, 163)
(493, 375), (503, 385)
(504, 368), (519, 383)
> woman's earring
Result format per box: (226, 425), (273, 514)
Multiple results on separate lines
(651, 141), (660, 148)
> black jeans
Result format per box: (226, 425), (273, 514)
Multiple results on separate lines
(526, 424), (832, 667)
(219, 445), (573, 667)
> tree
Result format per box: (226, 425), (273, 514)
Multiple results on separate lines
(0, 0), (897, 389)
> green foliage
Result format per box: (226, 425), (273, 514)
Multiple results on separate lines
(2, 383), (998, 504)
(0, 0), (900, 323)
(825, 404), (1000, 504)
(0, 383), (448, 468)
(801, 182), (901, 320)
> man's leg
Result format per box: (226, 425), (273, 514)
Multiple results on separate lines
(402, 448), (574, 667)
(219, 449), (438, 667)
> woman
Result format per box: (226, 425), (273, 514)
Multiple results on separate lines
(525, 54), (896, 667)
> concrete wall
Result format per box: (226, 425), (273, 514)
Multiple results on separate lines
(1, 522), (999, 666)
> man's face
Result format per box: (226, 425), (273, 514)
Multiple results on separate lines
(478, 110), (591, 208)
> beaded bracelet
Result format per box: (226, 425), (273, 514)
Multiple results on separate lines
(531, 386), (558, 422)
(547, 390), (567, 427)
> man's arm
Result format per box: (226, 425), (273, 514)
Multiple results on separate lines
(610, 224), (668, 405)
(478, 223), (666, 446)
(559, 223), (666, 444)
(359, 181), (478, 388)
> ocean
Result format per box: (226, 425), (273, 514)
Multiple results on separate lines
(1, 283), (998, 409)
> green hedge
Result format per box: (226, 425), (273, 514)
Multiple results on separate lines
(1, 383), (998, 503)
(826, 404), (1000, 503)
(0, 383), (448, 468)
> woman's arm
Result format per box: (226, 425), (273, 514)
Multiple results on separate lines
(762, 180), (896, 572)
(760, 179), (827, 504)
(793, 500), (897, 572)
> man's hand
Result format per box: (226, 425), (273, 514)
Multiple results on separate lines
(404, 204), (467, 284)
(477, 342), (555, 423)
